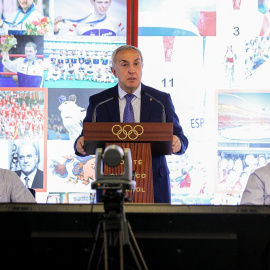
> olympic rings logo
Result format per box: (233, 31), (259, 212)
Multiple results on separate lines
(112, 125), (144, 140)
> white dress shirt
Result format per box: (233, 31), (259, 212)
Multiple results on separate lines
(118, 85), (141, 123)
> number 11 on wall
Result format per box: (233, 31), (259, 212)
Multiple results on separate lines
(161, 78), (174, 87)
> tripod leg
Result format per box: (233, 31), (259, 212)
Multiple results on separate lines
(104, 230), (109, 270)
(127, 222), (149, 270)
(96, 241), (105, 270)
(87, 222), (102, 270)
(119, 231), (125, 270)
(88, 221), (108, 270)
(120, 218), (143, 270)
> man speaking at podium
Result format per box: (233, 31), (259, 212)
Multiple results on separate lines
(74, 45), (188, 203)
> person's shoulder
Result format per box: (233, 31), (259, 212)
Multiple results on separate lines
(34, 169), (43, 180)
(0, 168), (12, 174)
(253, 163), (270, 176)
(5, 10), (19, 20)
(142, 83), (169, 97)
(106, 14), (122, 23)
(32, 9), (44, 18)
(0, 168), (18, 179)
(14, 57), (25, 62)
(0, 168), (7, 176)
(36, 168), (43, 175)
(91, 85), (118, 99)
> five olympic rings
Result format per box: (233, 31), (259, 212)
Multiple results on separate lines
(112, 124), (144, 140)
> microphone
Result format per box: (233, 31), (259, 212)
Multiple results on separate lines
(92, 95), (118, 122)
(142, 90), (166, 123)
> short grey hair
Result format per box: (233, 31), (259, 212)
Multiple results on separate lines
(111, 45), (143, 68)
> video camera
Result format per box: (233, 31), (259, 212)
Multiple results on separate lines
(91, 145), (136, 191)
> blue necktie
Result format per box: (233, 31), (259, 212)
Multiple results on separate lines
(123, 94), (135, 122)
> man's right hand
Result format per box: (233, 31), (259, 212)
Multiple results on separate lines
(2, 51), (8, 61)
(76, 136), (86, 155)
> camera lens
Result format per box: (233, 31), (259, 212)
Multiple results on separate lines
(103, 145), (124, 167)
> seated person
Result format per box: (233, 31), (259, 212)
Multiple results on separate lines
(240, 162), (270, 205)
(0, 168), (36, 203)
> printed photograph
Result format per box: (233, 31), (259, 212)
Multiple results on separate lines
(43, 37), (122, 88)
(0, 35), (44, 87)
(0, 88), (47, 140)
(48, 87), (101, 140)
(53, 0), (127, 37)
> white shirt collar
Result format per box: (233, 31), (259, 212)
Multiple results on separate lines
(118, 84), (142, 100)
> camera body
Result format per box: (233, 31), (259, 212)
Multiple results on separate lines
(91, 145), (136, 191)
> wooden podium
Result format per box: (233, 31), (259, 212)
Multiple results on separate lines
(84, 122), (173, 203)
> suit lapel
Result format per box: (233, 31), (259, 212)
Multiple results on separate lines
(140, 84), (152, 122)
(106, 85), (120, 122)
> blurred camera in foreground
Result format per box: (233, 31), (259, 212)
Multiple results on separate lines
(91, 145), (136, 191)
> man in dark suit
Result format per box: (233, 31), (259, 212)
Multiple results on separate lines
(15, 142), (43, 189)
(74, 45), (188, 203)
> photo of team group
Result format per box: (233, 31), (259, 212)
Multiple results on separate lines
(0, 89), (45, 140)
(43, 37), (122, 88)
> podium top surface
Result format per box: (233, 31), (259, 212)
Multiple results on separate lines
(83, 122), (173, 155)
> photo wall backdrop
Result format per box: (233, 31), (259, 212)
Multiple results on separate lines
(137, 0), (270, 205)
(0, 0), (270, 205)
(0, 0), (127, 203)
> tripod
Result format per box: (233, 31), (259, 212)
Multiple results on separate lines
(87, 190), (148, 270)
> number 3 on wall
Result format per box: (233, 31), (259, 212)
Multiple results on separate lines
(233, 26), (240, 36)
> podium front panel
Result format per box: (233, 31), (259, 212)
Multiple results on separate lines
(84, 122), (173, 155)
(104, 142), (154, 203)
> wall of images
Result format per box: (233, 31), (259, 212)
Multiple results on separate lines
(0, 0), (270, 205)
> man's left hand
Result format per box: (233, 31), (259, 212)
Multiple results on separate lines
(172, 135), (181, 153)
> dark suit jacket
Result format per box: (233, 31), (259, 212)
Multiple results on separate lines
(15, 169), (43, 189)
(74, 83), (188, 203)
